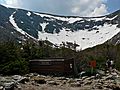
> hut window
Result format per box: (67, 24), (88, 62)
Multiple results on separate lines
(41, 61), (51, 65)
(70, 64), (73, 68)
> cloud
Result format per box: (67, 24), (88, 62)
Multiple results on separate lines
(1, 0), (108, 16)
(89, 4), (107, 16)
(71, 0), (108, 16)
(1, 0), (22, 7)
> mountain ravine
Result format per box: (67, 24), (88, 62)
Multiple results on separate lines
(0, 4), (120, 50)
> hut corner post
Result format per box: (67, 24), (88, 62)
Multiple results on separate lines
(73, 59), (78, 77)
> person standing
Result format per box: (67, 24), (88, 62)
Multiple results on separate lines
(106, 59), (114, 72)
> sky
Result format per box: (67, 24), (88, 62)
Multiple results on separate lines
(0, 0), (120, 17)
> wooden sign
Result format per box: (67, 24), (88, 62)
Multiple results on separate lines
(90, 60), (96, 68)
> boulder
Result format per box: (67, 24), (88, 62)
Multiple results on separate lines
(112, 85), (120, 90)
(48, 81), (59, 85)
(97, 69), (105, 75)
(3, 81), (15, 90)
(19, 78), (30, 84)
(34, 77), (46, 84)
(57, 77), (68, 80)
(12, 75), (27, 83)
(0, 86), (3, 90)
(70, 82), (81, 87)
(84, 81), (92, 85)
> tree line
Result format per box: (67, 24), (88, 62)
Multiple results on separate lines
(0, 40), (120, 75)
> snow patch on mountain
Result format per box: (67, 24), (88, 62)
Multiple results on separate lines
(91, 15), (118, 21)
(34, 12), (82, 23)
(38, 24), (120, 50)
(106, 15), (118, 20)
(9, 12), (25, 35)
(9, 12), (37, 40)
(27, 12), (31, 16)
(40, 23), (48, 32)
(34, 12), (118, 24)
(21, 21), (24, 23)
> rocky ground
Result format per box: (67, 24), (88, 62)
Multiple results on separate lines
(1, 69), (120, 90)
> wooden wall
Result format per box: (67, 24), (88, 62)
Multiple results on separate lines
(29, 59), (74, 75)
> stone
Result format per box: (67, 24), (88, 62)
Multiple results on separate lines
(48, 81), (59, 85)
(82, 76), (88, 80)
(84, 81), (92, 85)
(97, 85), (103, 89)
(12, 75), (27, 83)
(70, 82), (81, 87)
(17, 85), (22, 90)
(58, 77), (68, 80)
(34, 77), (46, 84)
(97, 69), (105, 75)
(3, 81), (15, 90)
(12, 75), (22, 80)
(112, 86), (120, 90)
(67, 79), (75, 83)
(0, 86), (3, 90)
(19, 78), (30, 84)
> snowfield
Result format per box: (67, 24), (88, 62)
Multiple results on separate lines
(38, 24), (120, 50)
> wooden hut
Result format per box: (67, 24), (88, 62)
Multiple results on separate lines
(29, 58), (74, 75)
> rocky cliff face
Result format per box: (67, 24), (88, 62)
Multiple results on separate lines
(0, 4), (120, 50)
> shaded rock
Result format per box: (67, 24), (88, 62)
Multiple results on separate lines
(82, 76), (88, 80)
(70, 82), (81, 87)
(12, 75), (27, 83)
(16, 85), (22, 90)
(97, 85), (103, 89)
(0, 86), (3, 90)
(112, 86), (120, 90)
(61, 80), (67, 84)
(3, 81), (15, 90)
(57, 77), (68, 80)
(12, 75), (22, 80)
(67, 79), (75, 83)
(84, 81), (92, 85)
(34, 78), (46, 84)
(19, 78), (30, 84)
(26, 73), (39, 78)
(48, 81), (59, 85)
(97, 69), (105, 75)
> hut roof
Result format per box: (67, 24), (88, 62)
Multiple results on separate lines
(29, 58), (65, 62)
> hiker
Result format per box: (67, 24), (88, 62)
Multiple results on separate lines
(110, 59), (114, 69)
(106, 59), (111, 68)
(106, 59), (114, 72)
